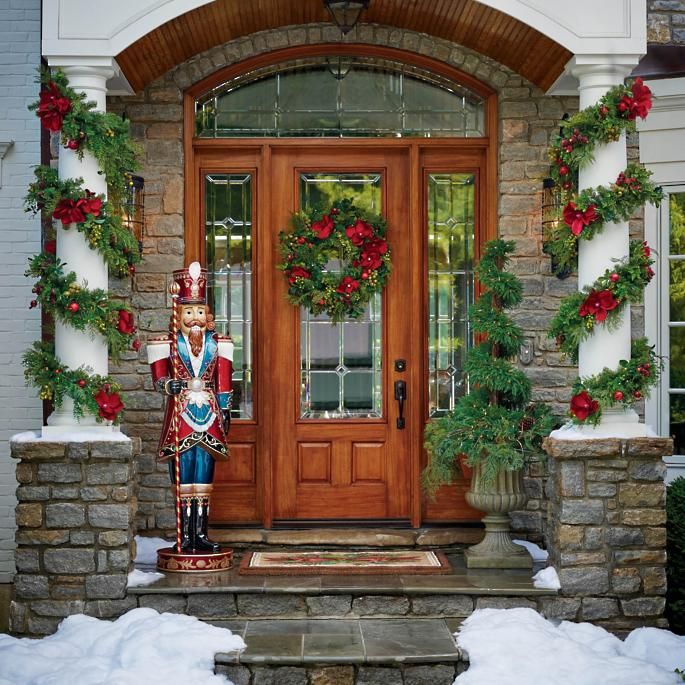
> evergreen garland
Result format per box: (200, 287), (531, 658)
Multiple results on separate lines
(423, 240), (553, 493)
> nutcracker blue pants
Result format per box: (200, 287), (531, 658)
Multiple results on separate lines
(168, 445), (215, 485)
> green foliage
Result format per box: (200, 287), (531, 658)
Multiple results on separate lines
(667, 477), (685, 635)
(23, 342), (122, 422)
(25, 166), (141, 278)
(278, 198), (391, 323)
(26, 253), (136, 360)
(570, 338), (662, 425)
(422, 239), (553, 495)
(549, 239), (654, 363)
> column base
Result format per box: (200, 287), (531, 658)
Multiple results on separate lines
(551, 408), (654, 440)
(41, 424), (122, 438)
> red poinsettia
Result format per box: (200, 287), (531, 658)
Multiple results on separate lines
(117, 310), (136, 335)
(36, 82), (72, 132)
(642, 240), (651, 258)
(570, 390), (599, 422)
(359, 248), (383, 271)
(94, 387), (124, 422)
(287, 266), (310, 284)
(311, 215), (334, 240)
(52, 198), (86, 226)
(563, 202), (598, 236)
(336, 276), (360, 296)
(364, 236), (388, 255)
(78, 190), (103, 218)
(345, 219), (374, 246)
(578, 289), (619, 322)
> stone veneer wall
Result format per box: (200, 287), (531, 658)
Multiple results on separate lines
(9, 438), (140, 636)
(106, 23), (630, 539)
(543, 437), (671, 631)
(648, 0), (685, 44)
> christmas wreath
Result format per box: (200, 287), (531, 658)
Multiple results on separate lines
(278, 199), (391, 323)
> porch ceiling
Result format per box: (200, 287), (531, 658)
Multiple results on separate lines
(115, 0), (572, 93)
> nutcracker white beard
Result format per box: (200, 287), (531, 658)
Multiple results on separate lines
(188, 324), (204, 357)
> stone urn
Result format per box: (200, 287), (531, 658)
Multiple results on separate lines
(464, 461), (532, 569)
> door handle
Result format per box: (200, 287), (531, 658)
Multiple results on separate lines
(394, 380), (406, 429)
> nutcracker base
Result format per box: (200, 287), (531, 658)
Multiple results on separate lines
(156, 547), (233, 573)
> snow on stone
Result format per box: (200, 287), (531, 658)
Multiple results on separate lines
(127, 569), (164, 588)
(512, 539), (548, 561)
(550, 422), (658, 440)
(0, 608), (245, 685)
(10, 430), (130, 443)
(454, 608), (684, 685)
(532, 566), (560, 590)
(134, 535), (169, 566)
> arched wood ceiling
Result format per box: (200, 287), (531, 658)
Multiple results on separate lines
(116, 0), (572, 93)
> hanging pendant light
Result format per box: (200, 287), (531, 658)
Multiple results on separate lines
(323, 0), (370, 36)
(326, 55), (353, 80)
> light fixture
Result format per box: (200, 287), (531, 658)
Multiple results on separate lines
(122, 173), (145, 250)
(541, 177), (570, 279)
(323, 0), (370, 36)
(326, 55), (353, 80)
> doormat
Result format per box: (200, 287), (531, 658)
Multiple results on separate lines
(239, 550), (451, 575)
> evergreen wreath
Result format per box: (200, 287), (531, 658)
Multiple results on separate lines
(22, 70), (142, 424)
(422, 240), (553, 492)
(543, 77), (663, 424)
(278, 199), (391, 323)
(548, 239), (654, 363)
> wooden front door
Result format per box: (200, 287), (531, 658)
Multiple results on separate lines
(192, 140), (491, 527)
(270, 146), (414, 522)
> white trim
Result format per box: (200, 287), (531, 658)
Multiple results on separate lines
(147, 340), (171, 365)
(218, 339), (234, 362)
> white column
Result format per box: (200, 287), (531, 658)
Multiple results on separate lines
(570, 59), (646, 436)
(44, 65), (115, 435)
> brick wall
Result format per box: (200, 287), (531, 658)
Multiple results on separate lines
(0, 0), (43, 583)
(648, 0), (685, 43)
(108, 24), (645, 538)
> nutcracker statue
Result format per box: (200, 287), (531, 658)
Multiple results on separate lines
(147, 262), (234, 572)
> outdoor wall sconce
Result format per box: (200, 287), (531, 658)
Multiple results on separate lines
(323, 0), (370, 35)
(541, 176), (571, 279)
(122, 173), (145, 250)
(0, 141), (14, 188)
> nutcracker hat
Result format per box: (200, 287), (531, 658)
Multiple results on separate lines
(172, 262), (207, 304)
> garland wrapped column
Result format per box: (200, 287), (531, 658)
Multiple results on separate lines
(45, 65), (115, 433)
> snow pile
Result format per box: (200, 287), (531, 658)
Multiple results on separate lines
(11, 430), (130, 443)
(0, 608), (245, 685)
(454, 608), (685, 685)
(127, 569), (164, 588)
(550, 422), (657, 440)
(532, 566), (561, 590)
(134, 535), (169, 566)
(512, 539), (548, 562)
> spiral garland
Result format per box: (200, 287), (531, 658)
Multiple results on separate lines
(22, 70), (142, 424)
(544, 78), (664, 426)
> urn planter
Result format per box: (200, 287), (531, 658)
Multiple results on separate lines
(464, 462), (532, 569)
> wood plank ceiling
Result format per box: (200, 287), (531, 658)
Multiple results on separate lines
(116, 0), (572, 93)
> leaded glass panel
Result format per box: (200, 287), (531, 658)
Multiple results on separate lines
(299, 173), (382, 419)
(427, 173), (475, 417)
(205, 174), (253, 419)
(196, 57), (485, 138)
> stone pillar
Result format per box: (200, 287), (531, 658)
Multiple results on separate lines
(570, 58), (647, 436)
(543, 437), (671, 631)
(9, 436), (140, 636)
(43, 64), (114, 434)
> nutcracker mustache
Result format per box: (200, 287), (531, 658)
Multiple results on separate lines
(188, 325), (204, 356)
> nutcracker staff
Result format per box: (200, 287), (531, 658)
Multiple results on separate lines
(147, 262), (234, 572)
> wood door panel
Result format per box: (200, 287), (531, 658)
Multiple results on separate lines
(294, 483), (388, 519)
(297, 443), (332, 483)
(352, 443), (385, 483)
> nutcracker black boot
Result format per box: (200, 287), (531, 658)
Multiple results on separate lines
(193, 495), (220, 553)
(174, 496), (194, 553)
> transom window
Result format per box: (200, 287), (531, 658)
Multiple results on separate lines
(195, 56), (486, 138)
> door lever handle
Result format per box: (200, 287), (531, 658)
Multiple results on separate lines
(394, 380), (406, 429)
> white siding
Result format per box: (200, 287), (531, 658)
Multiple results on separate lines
(0, 0), (43, 583)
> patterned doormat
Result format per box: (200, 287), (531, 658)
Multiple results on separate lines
(239, 550), (451, 575)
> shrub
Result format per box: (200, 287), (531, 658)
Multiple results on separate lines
(667, 476), (685, 634)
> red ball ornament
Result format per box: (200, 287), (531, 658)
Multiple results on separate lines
(68, 301), (79, 312)
(297, 237), (305, 244)
(613, 391), (624, 401)
(633, 390), (642, 399)
(610, 273), (619, 283)
(66, 139), (80, 150)
(77, 379), (87, 388)
(361, 271), (369, 280)
(55, 368), (62, 375)
(318, 299), (325, 306)
(559, 165), (570, 176)
(29, 300), (37, 309)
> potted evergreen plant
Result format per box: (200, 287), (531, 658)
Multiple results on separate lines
(423, 239), (553, 568)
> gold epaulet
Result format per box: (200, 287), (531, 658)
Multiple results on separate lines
(148, 335), (172, 344)
(216, 334), (233, 342)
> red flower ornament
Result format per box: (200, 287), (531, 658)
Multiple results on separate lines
(287, 266), (310, 284)
(44, 239), (56, 255)
(563, 202), (598, 236)
(570, 391), (599, 422)
(629, 78), (653, 120)
(336, 276), (360, 296)
(359, 249), (383, 271)
(117, 310), (136, 335)
(53, 198), (86, 226)
(80, 191), (103, 218)
(365, 236), (388, 255)
(312, 215), (334, 240)
(94, 387), (124, 422)
(36, 82), (72, 132)
(345, 220), (374, 246)
(578, 289), (619, 323)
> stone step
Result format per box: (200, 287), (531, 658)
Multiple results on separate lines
(211, 617), (469, 685)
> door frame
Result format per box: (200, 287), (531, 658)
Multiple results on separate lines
(183, 45), (498, 528)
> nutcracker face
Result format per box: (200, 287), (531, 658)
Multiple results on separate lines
(179, 304), (208, 336)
